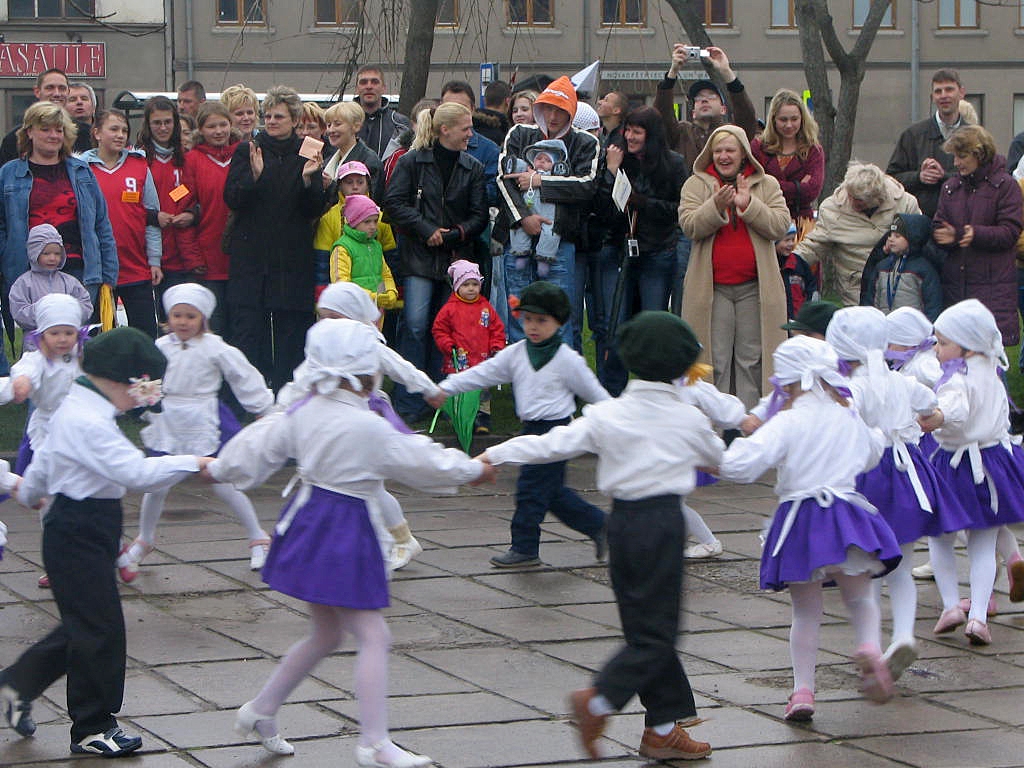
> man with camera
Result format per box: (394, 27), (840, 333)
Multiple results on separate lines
(654, 45), (758, 171)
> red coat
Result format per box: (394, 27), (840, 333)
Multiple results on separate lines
(183, 143), (237, 281)
(751, 138), (824, 220)
(148, 153), (202, 273)
(432, 293), (506, 374)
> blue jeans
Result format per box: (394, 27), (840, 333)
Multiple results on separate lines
(503, 240), (576, 344)
(573, 248), (603, 354)
(671, 232), (692, 314)
(393, 275), (450, 419)
(596, 244), (677, 395)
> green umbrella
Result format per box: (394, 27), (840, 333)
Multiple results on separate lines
(429, 350), (481, 453)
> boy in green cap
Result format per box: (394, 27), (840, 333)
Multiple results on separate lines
(0, 327), (213, 757)
(480, 311), (721, 761)
(438, 281), (609, 567)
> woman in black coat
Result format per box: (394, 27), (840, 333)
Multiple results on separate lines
(224, 85), (325, 391)
(382, 101), (488, 421)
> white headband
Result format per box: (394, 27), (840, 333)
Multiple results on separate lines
(162, 282), (216, 321)
(34, 293), (84, 332)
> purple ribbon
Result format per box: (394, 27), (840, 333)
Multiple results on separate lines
(837, 359), (855, 377)
(884, 338), (936, 371)
(368, 392), (414, 434)
(764, 375), (791, 421)
(23, 325), (94, 361)
(934, 357), (967, 391)
(285, 392), (314, 415)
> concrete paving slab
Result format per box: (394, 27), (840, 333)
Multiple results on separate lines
(475, 570), (613, 605)
(192, 733), (360, 768)
(930, 686), (1024, 726)
(851, 727), (1024, 767)
(157, 659), (345, 709)
(312, 653), (479, 697)
(537, 637), (730, 681)
(324, 690), (543, 729)
(693, 741), (908, 767)
(456, 605), (618, 643)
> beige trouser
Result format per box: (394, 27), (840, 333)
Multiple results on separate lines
(711, 280), (762, 410)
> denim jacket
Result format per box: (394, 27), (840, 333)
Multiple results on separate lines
(0, 156), (118, 289)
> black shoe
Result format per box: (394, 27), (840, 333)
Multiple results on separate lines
(591, 527), (607, 562)
(490, 549), (541, 568)
(474, 413), (491, 434)
(0, 683), (36, 737)
(70, 726), (142, 757)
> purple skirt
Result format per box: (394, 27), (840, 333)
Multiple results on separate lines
(218, 401), (242, 446)
(263, 485), (389, 609)
(696, 470), (717, 487)
(931, 443), (1024, 528)
(857, 445), (975, 544)
(918, 432), (939, 461)
(760, 497), (902, 591)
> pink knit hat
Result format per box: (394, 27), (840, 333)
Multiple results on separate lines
(343, 194), (381, 228)
(447, 259), (482, 293)
(335, 160), (370, 181)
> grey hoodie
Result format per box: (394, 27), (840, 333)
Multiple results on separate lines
(8, 223), (93, 331)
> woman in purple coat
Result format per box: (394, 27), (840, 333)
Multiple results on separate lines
(933, 125), (1023, 345)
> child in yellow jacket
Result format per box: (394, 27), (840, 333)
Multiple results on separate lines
(329, 194), (399, 311)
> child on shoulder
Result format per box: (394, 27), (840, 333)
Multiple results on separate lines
(719, 335), (900, 721)
(117, 283), (275, 581)
(8, 224), (92, 335)
(859, 213), (943, 320)
(329, 194), (399, 317)
(432, 259), (505, 433)
(439, 281), (608, 567)
(482, 312), (721, 761)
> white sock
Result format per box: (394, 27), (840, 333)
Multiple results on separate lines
(928, 533), (961, 610)
(788, 581), (823, 693)
(588, 694), (615, 717)
(138, 486), (170, 545)
(211, 482), (266, 541)
(682, 504), (716, 546)
(966, 527), (998, 622)
(835, 572), (881, 651)
(652, 722), (675, 736)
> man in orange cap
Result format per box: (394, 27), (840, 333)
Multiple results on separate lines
(497, 75), (600, 348)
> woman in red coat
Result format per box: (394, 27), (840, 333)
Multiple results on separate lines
(751, 89), (824, 240)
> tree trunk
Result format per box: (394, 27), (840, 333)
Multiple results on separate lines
(399, 0), (441, 116)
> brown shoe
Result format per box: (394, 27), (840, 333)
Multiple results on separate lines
(639, 724), (712, 761)
(568, 688), (606, 759)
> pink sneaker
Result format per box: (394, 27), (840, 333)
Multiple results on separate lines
(854, 645), (893, 704)
(37, 573), (50, 589)
(784, 688), (815, 721)
(933, 605), (967, 635)
(958, 596), (998, 617)
(117, 538), (153, 584)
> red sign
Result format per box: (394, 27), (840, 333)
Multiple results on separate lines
(0, 43), (106, 79)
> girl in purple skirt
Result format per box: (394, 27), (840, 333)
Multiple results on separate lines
(117, 283), (275, 580)
(922, 300), (1024, 646)
(827, 307), (972, 680)
(719, 335), (900, 721)
(207, 319), (491, 767)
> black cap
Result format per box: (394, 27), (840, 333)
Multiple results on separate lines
(515, 281), (571, 324)
(781, 300), (839, 336)
(687, 79), (724, 103)
(890, 213), (910, 239)
(616, 311), (701, 383)
(81, 326), (167, 384)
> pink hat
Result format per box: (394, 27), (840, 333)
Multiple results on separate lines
(336, 160), (370, 181)
(447, 259), (482, 293)
(343, 194), (381, 228)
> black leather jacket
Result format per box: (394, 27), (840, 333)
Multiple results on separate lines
(597, 149), (689, 253)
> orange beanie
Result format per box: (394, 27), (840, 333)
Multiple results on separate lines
(533, 76), (577, 137)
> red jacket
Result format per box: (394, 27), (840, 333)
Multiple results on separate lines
(432, 293), (506, 374)
(183, 143), (237, 280)
(148, 152), (202, 273)
(751, 138), (824, 220)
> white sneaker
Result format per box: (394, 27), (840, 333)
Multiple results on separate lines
(684, 539), (723, 559)
(911, 562), (934, 580)
(388, 536), (424, 571)
(249, 539), (271, 571)
(355, 740), (432, 768)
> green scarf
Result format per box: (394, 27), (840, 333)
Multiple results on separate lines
(75, 375), (109, 402)
(526, 333), (563, 371)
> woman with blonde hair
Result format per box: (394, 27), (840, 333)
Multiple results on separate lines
(321, 100), (382, 194)
(751, 89), (824, 236)
(509, 89), (539, 126)
(383, 102), (488, 421)
(220, 83), (260, 140)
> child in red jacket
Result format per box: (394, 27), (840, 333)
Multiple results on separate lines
(432, 260), (506, 433)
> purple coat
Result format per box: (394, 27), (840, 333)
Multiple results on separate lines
(933, 156), (1023, 345)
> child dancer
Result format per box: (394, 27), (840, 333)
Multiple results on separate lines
(483, 312), (720, 761)
(206, 319), (492, 765)
(719, 335), (900, 720)
(0, 327), (208, 756)
(827, 306), (973, 678)
(118, 283), (274, 580)
(922, 299), (1024, 645)
(439, 281), (609, 567)
(432, 259), (506, 434)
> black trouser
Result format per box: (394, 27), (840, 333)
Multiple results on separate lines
(1, 495), (125, 741)
(230, 304), (313, 392)
(596, 494), (697, 727)
(117, 280), (159, 338)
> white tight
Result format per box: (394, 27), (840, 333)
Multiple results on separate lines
(682, 503), (716, 546)
(788, 572), (880, 694)
(374, 487), (405, 530)
(929, 527), (999, 621)
(138, 483), (267, 544)
(996, 525), (1022, 564)
(252, 603), (392, 747)
(874, 542), (917, 646)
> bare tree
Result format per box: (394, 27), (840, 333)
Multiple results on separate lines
(399, 0), (442, 115)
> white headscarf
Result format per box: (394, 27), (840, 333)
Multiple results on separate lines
(885, 306), (933, 347)
(34, 293), (84, 332)
(933, 299), (1008, 367)
(317, 282), (382, 327)
(293, 318), (381, 395)
(826, 306), (888, 380)
(162, 282), (216, 322)
(772, 335), (848, 391)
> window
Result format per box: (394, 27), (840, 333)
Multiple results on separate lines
(437, 0), (458, 26)
(770, 0), (795, 28)
(602, 0), (644, 26)
(217, 0), (265, 25)
(508, 0), (552, 25)
(9, 0), (95, 18)
(315, 0), (362, 25)
(938, 0), (977, 28)
(688, 0), (730, 26)
(853, 0), (894, 28)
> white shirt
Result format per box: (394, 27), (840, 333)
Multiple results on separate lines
(677, 379), (745, 429)
(18, 383), (200, 505)
(846, 366), (937, 445)
(141, 332), (273, 455)
(720, 388), (885, 499)
(899, 348), (942, 389)
(934, 355), (1011, 449)
(209, 388), (483, 496)
(10, 351), (81, 449)
(486, 380), (724, 500)
(440, 341), (609, 421)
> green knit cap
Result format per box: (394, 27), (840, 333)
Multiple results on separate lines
(615, 311), (701, 382)
(82, 326), (167, 384)
(516, 281), (571, 324)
